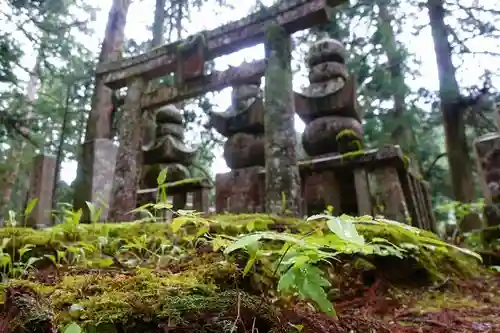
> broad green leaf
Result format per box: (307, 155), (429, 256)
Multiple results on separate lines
(177, 209), (197, 216)
(0, 254), (11, 267)
(157, 168), (168, 185)
(277, 266), (297, 292)
(288, 323), (304, 332)
(18, 244), (34, 257)
(171, 217), (191, 233)
(24, 198), (38, 216)
(86, 201), (103, 223)
(246, 219), (256, 231)
(224, 234), (262, 255)
(307, 214), (365, 245)
(326, 217), (365, 245)
(302, 265), (331, 287)
(130, 203), (154, 213)
(63, 322), (82, 333)
(300, 277), (335, 315)
(153, 202), (173, 210)
(158, 186), (167, 203)
(25, 256), (42, 270)
(44, 254), (57, 265)
(243, 248), (258, 276)
(196, 226), (209, 238)
(1, 237), (11, 249)
(211, 236), (233, 252)
(298, 265), (334, 315)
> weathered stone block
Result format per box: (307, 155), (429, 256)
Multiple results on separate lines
(89, 139), (118, 221)
(294, 76), (360, 123)
(302, 170), (341, 215)
(301, 115), (363, 156)
(26, 154), (56, 227)
(223, 133), (265, 169)
(215, 167), (265, 213)
(373, 167), (410, 223)
(210, 98), (264, 137)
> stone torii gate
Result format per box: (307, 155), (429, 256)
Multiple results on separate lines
(93, 0), (347, 221)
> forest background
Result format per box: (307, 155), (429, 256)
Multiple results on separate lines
(0, 0), (499, 229)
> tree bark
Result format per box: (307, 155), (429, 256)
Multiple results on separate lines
(152, 0), (167, 47)
(85, 0), (131, 141)
(263, 25), (302, 217)
(377, 2), (414, 155)
(109, 77), (146, 221)
(0, 50), (42, 215)
(73, 0), (132, 212)
(427, 0), (481, 231)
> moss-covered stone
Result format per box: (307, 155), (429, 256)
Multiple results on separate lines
(0, 213), (489, 332)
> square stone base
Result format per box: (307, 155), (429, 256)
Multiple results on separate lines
(215, 166), (265, 213)
(75, 139), (118, 221)
(215, 145), (436, 231)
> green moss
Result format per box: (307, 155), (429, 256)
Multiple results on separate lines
(335, 129), (360, 141)
(355, 221), (478, 281)
(0, 213), (487, 330)
(402, 155), (410, 169)
(166, 177), (205, 187)
(340, 149), (365, 162)
(265, 23), (292, 66)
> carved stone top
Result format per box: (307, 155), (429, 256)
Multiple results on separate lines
(295, 38), (360, 123)
(305, 38), (347, 67)
(302, 38), (348, 98)
(144, 134), (198, 165)
(156, 104), (184, 124)
(210, 84), (264, 137)
(141, 104), (198, 165)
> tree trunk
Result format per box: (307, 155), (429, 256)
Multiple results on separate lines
(52, 84), (72, 216)
(427, 0), (481, 231)
(85, 0), (131, 141)
(73, 0), (132, 212)
(152, 0), (167, 47)
(109, 77), (146, 221)
(0, 51), (42, 215)
(377, 3), (413, 152)
(263, 25), (302, 217)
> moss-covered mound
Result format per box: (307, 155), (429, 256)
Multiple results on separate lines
(0, 213), (495, 333)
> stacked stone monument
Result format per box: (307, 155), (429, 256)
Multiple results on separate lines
(211, 83), (266, 212)
(139, 104), (198, 208)
(294, 38), (364, 215)
(295, 38), (363, 157)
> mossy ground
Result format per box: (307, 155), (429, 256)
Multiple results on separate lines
(0, 213), (498, 332)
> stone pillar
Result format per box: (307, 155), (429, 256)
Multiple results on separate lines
(73, 139), (118, 222)
(26, 154), (56, 227)
(110, 77), (146, 222)
(90, 139), (118, 220)
(263, 24), (302, 217)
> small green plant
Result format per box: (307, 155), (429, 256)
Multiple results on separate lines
(63, 322), (83, 333)
(438, 199), (485, 223)
(131, 167), (174, 222)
